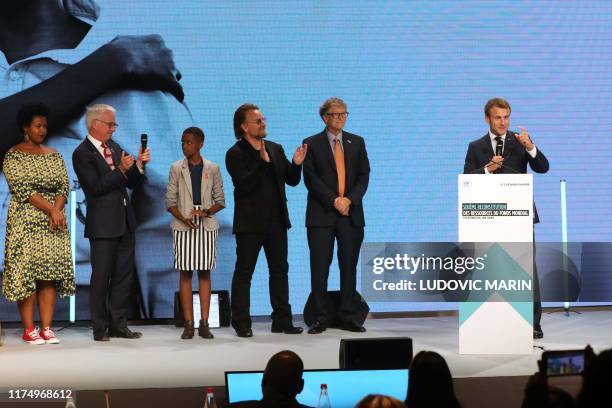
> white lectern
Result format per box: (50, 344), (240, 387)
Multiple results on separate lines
(458, 174), (534, 354)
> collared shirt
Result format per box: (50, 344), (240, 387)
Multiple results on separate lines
(86, 134), (106, 157)
(326, 129), (344, 153)
(86, 134), (144, 174)
(488, 131), (537, 157)
(485, 130), (538, 174)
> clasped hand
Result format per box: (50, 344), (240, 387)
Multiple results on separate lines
(49, 208), (67, 230)
(334, 197), (351, 216)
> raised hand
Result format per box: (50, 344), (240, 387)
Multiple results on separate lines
(259, 140), (270, 162)
(515, 126), (534, 151)
(137, 147), (151, 168)
(293, 143), (308, 165)
(119, 151), (134, 173)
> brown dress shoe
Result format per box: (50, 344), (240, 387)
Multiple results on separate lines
(181, 320), (194, 339)
(198, 320), (214, 339)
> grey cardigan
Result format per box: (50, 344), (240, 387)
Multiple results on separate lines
(165, 158), (225, 231)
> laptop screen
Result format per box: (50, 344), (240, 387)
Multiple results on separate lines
(225, 368), (409, 406)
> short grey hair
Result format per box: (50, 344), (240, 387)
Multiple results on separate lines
(86, 104), (116, 130)
(319, 97), (347, 119)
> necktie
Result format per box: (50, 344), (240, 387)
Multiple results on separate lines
(334, 138), (345, 197)
(494, 136), (503, 173)
(101, 142), (115, 170)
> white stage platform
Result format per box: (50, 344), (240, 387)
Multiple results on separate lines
(1, 309), (611, 407)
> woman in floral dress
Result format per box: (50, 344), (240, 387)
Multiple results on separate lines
(2, 103), (75, 345)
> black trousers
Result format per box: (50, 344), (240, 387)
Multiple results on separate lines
(533, 238), (542, 329)
(307, 216), (364, 325)
(89, 230), (136, 333)
(231, 220), (293, 330)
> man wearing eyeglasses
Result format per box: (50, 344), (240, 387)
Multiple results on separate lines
(303, 97), (370, 334)
(72, 104), (150, 341)
(225, 103), (307, 338)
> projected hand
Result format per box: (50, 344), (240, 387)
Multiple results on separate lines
(515, 126), (534, 151)
(106, 35), (184, 102)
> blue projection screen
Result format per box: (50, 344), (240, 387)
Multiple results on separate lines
(1, 1), (611, 319)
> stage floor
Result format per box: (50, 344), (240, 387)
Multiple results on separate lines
(1, 309), (611, 390)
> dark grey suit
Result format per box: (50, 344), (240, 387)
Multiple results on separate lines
(302, 130), (370, 325)
(72, 137), (144, 334)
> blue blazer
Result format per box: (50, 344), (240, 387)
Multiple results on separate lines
(463, 131), (549, 223)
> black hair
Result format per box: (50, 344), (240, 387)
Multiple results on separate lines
(17, 103), (49, 132)
(183, 126), (205, 142)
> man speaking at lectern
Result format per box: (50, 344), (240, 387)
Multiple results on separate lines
(463, 97), (549, 339)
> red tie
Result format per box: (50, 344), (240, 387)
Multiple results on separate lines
(334, 138), (345, 197)
(101, 142), (115, 170)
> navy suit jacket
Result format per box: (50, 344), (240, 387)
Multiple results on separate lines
(463, 131), (549, 223)
(72, 138), (144, 238)
(302, 130), (370, 227)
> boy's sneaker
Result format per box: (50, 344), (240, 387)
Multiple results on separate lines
(40, 326), (60, 344)
(22, 326), (45, 345)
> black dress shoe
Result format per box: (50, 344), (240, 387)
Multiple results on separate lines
(307, 321), (326, 334)
(533, 327), (544, 339)
(93, 329), (109, 342)
(109, 326), (143, 339)
(236, 328), (253, 338)
(271, 325), (304, 334)
(340, 321), (366, 333)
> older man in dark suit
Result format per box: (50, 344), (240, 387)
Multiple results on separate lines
(303, 97), (370, 334)
(463, 97), (549, 339)
(226, 103), (307, 338)
(72, 104), (150, 341)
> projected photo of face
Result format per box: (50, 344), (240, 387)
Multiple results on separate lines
(0, 0), (192, 319)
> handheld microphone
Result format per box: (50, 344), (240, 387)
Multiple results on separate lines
(466, 159), (521, 174)
(495, 138), (504, 156)
(140, 133), (148, 169)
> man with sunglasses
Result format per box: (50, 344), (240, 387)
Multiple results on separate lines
(226, 103), (307, 338)
(303, 97), (371, 334)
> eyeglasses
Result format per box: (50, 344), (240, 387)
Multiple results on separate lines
(244, 117), (267, 125)
(325, 112), (349, 119)
(95, 119), (119, 128)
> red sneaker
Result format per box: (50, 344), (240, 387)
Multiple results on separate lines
(40, 326), (60, 344)
(22, 326), (45, 345)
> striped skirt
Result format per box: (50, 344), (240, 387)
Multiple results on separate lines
(173, 225), (218, 271)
